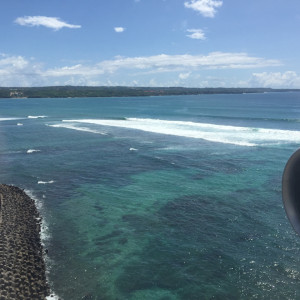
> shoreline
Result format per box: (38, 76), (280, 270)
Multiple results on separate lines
(0, 184), (50, 299)
(1, 86), (300, 99)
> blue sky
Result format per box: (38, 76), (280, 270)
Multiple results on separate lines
(1, 0), (300, 88)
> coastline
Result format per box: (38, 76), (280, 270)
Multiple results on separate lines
(1, 86), (300, 99)
(0, 184), (50, 299)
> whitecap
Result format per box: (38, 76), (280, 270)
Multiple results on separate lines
(129, 148), (138, 151)
(28, 115), (47, 119)
(0, 117), (22, 121)
(48, 123), (107, 135)
(27, 149), (41, 154)
(61, 118), (300, 147)
(17, 123), (23, 126)
(38, 180), (55, 185)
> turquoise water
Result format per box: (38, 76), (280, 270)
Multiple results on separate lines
(1, 93), (300, 299)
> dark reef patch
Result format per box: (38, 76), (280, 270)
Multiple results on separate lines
(115, 194), (241, 299)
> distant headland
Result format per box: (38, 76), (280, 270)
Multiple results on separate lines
(1, 86), (300, 99)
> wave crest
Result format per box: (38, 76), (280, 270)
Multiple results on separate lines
(27, 149), (41, 154)
(38, 181), (54, 185)
(28, 115), (47, 119)
(56, 118), (300, 147)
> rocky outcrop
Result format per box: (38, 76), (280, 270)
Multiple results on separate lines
(0, 184), (50, 299)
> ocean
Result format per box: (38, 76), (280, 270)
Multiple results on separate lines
(0, 92), (300, 299)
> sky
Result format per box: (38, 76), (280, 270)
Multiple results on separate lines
(1, 0), (300, 88)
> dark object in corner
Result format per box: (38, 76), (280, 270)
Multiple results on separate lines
(282, 149), (300, 236)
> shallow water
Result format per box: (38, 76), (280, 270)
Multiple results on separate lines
(0, 93), (300, 299)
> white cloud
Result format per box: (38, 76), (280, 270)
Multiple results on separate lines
(0, 52), (284, 87)
(0, 54), (28, 69)
(249, 71), (300, 88)
(179, 72), (191, 79)
(44, 64), (105, 77)
(94, 52), (281, 73)
(186, 29), (206, 40)
(184, 0), (223, 18)
(114, 27), (125, 33)
(0, 54), (44, 86)
(15, 16), (81, 31)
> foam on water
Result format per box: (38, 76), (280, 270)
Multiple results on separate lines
(24, 189), (50, 245)
(24, 189), (60, 300)
(38, 180), (55, 185)
(60, 118), (300, 147)
(0, 117), (22, 121)
(48, 123), (107, 135)
(46, 295), (60, 300)
(27, 149), (41, 154)
(28, 115), (47, 119)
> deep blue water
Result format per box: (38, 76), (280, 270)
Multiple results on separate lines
(1, 93), (300, 299)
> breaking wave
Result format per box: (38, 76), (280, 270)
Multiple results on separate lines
(24, 189), (60, 300)
(48, 124), (107, 135)
(56, 118), (300, 147)
(28, 115), (47, 119)
(38, 181), (55, 185)
(0, 117), (23, 121)
(27, 149), (41, 154)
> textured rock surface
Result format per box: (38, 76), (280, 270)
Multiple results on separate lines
(0, 184), (50, 299)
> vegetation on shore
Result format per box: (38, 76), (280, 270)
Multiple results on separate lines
(0, 86), (299, 98)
